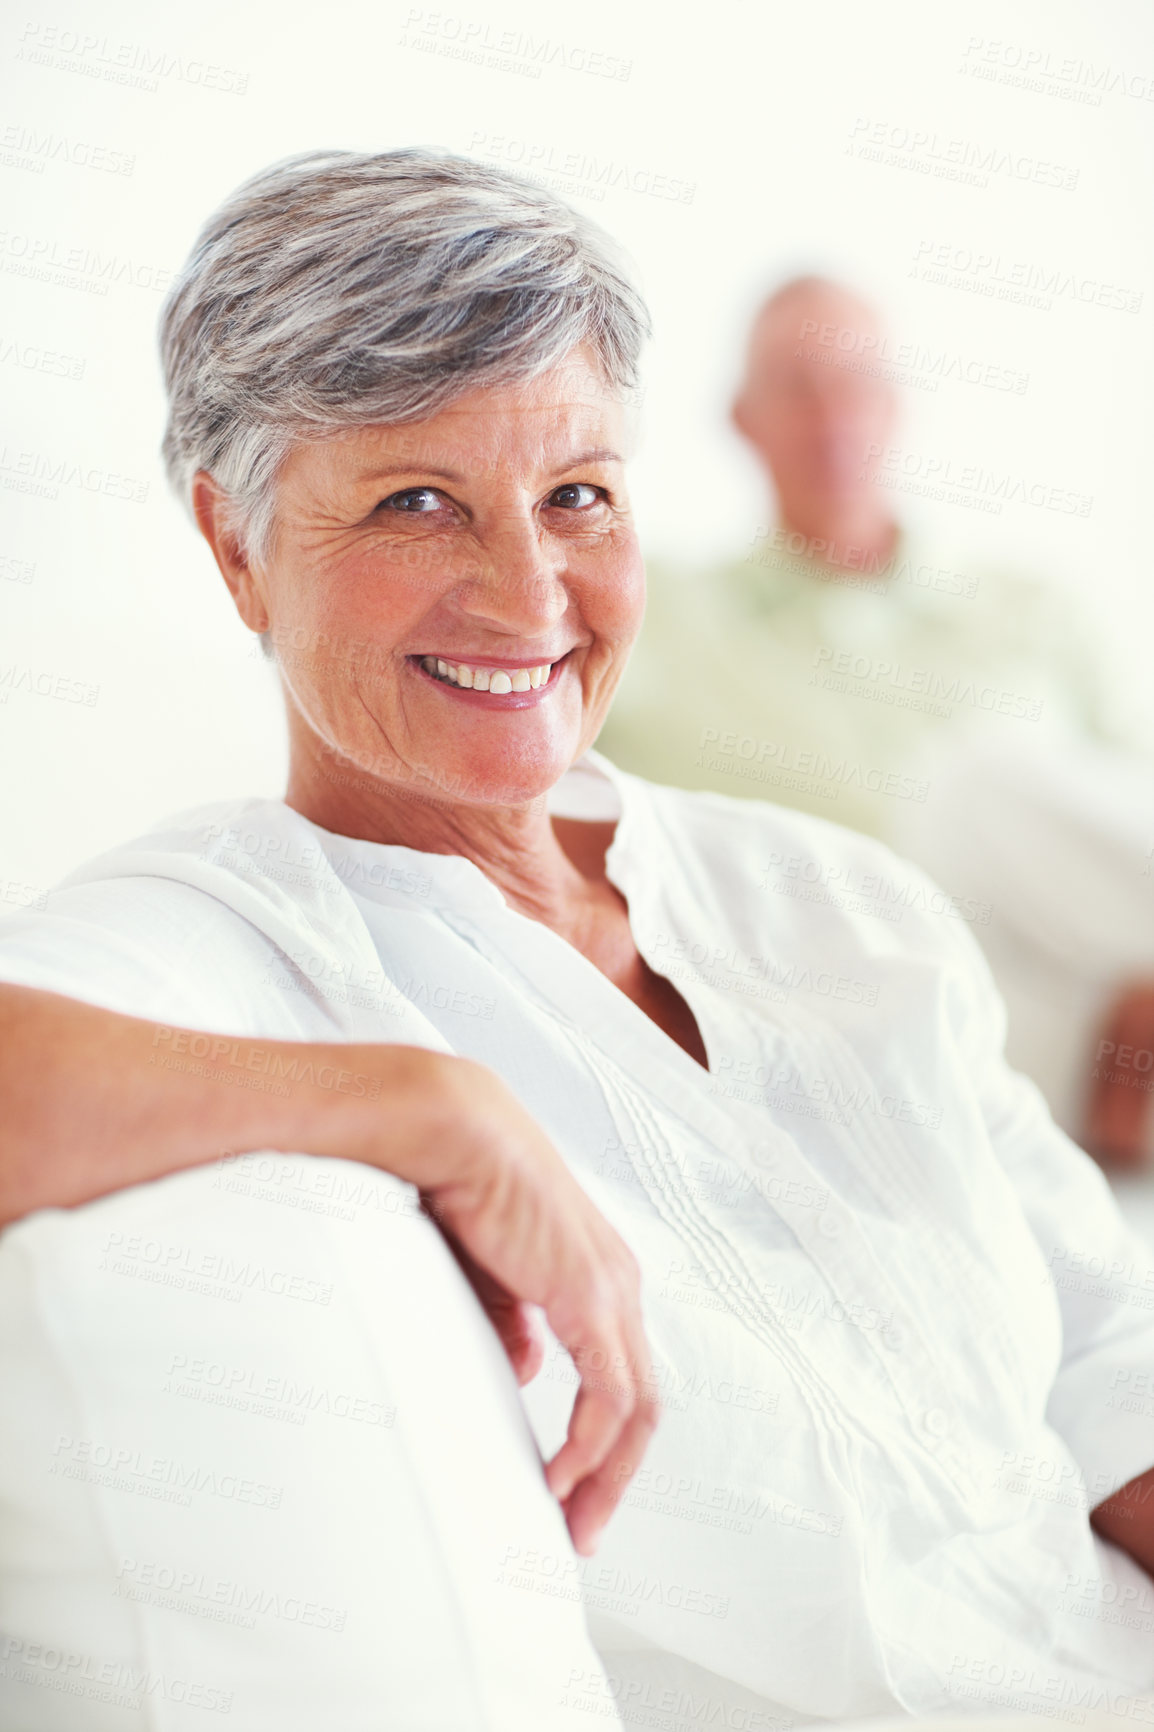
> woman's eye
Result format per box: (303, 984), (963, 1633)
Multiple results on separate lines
(379, 487), (443, 514)
(549, 483), (603, 510)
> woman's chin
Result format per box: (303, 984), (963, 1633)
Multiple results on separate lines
(404, 733), (579, 811)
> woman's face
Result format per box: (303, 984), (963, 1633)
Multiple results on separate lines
(242, 345), (643, 812)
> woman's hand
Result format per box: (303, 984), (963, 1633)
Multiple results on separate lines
(351, 1052), (661, 1557)
(0, 987), (659, 1557)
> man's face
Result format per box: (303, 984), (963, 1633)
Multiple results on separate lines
(734, 288), (899, 523)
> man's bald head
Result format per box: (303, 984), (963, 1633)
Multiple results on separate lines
(743, 276), (885, 368)
(733, 275), (899, 535)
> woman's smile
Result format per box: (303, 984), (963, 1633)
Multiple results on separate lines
(410, 649), (570, 708)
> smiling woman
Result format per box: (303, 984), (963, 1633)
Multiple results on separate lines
(1, 148), (1153, 1731)
(193, 356), (643, 819)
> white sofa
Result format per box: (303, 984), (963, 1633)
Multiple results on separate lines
(0, 1151), (620, 1730)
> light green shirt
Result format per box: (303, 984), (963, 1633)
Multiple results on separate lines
(597, 529), (1116, 843)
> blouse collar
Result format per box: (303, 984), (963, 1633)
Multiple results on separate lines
(302, 747), (637, 917)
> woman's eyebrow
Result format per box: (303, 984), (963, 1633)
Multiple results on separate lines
(549, 447), (624, 470)
(358, 463), (466, 484)
(356, 449), (624, 484)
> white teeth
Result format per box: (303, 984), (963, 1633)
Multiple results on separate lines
(420, 656), (555, 692)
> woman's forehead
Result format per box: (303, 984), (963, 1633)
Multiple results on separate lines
(292, 376), (629, 488)
(431, 357), (625, 441)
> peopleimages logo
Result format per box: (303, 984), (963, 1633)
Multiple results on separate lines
(100, 1227), (335, 1308)
(862, 443), (1093, 518)
(759, 850), (992, 926)
(695, 728), (932, 803)
(0, 443), (149, 502)
(469, 130), (695, 203)
(15, 22), (249, 95)
(0, 122), (135, 175)
(0, 229), (176, 296)
(911, 239), (1142, 314)
(809, 647), (1044, 723)
(115, 1557), (349, 1632)
(959, 36), (1154, 106)
(399, 10), (632, 81)
(150, 1025), (383, 1099)
(0, 1635), (233, 1715)
(0, 664), (99, 706)
(795, 319), (1028, 395)
(747, 526), (980, 599)
(847, 117), (1079, 191)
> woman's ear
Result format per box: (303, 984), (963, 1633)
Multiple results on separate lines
(191, 471), (270, 634)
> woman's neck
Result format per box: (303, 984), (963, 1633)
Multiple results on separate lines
(285, 735), (602, 927)
(286, 734), (709, 1069)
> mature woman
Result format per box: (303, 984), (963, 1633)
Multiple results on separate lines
(1, 149), (1153, 1729)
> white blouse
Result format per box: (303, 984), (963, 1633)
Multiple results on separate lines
(2, 748), (1153, 1723)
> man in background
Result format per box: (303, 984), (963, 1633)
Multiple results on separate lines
(599, 276), (1154, 1167)
(599, 275), (1111, 833)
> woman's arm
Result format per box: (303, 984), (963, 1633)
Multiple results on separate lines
(920, 894), (1154, 1582)
(0, 982), (658, 1555)
(0, 982), (438, 1221)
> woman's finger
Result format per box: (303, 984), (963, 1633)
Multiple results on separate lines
(544, 1319), (658, 1514)
(438, 1227), (547, 1385)
(562, 1394), (662, 1556)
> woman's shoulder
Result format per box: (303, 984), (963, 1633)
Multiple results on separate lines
(57, 795), (313, 883)
(0, 797), (337, 1034)
(621, 763), (900, 877)
(618, 766), (994, 976)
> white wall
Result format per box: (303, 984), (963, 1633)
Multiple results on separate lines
(2, 0), (1152, 891)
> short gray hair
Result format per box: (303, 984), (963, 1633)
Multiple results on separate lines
(159, 148), (651, 561)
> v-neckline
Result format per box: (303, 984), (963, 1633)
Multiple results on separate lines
(429, 783), (801, 1170)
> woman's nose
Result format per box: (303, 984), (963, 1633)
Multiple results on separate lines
(455, 522), (569, 633)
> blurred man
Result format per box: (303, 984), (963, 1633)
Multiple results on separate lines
(599, 276), (1154, 1166)
(734, 276), (901, 588)
(599, 275), (1111, 834)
